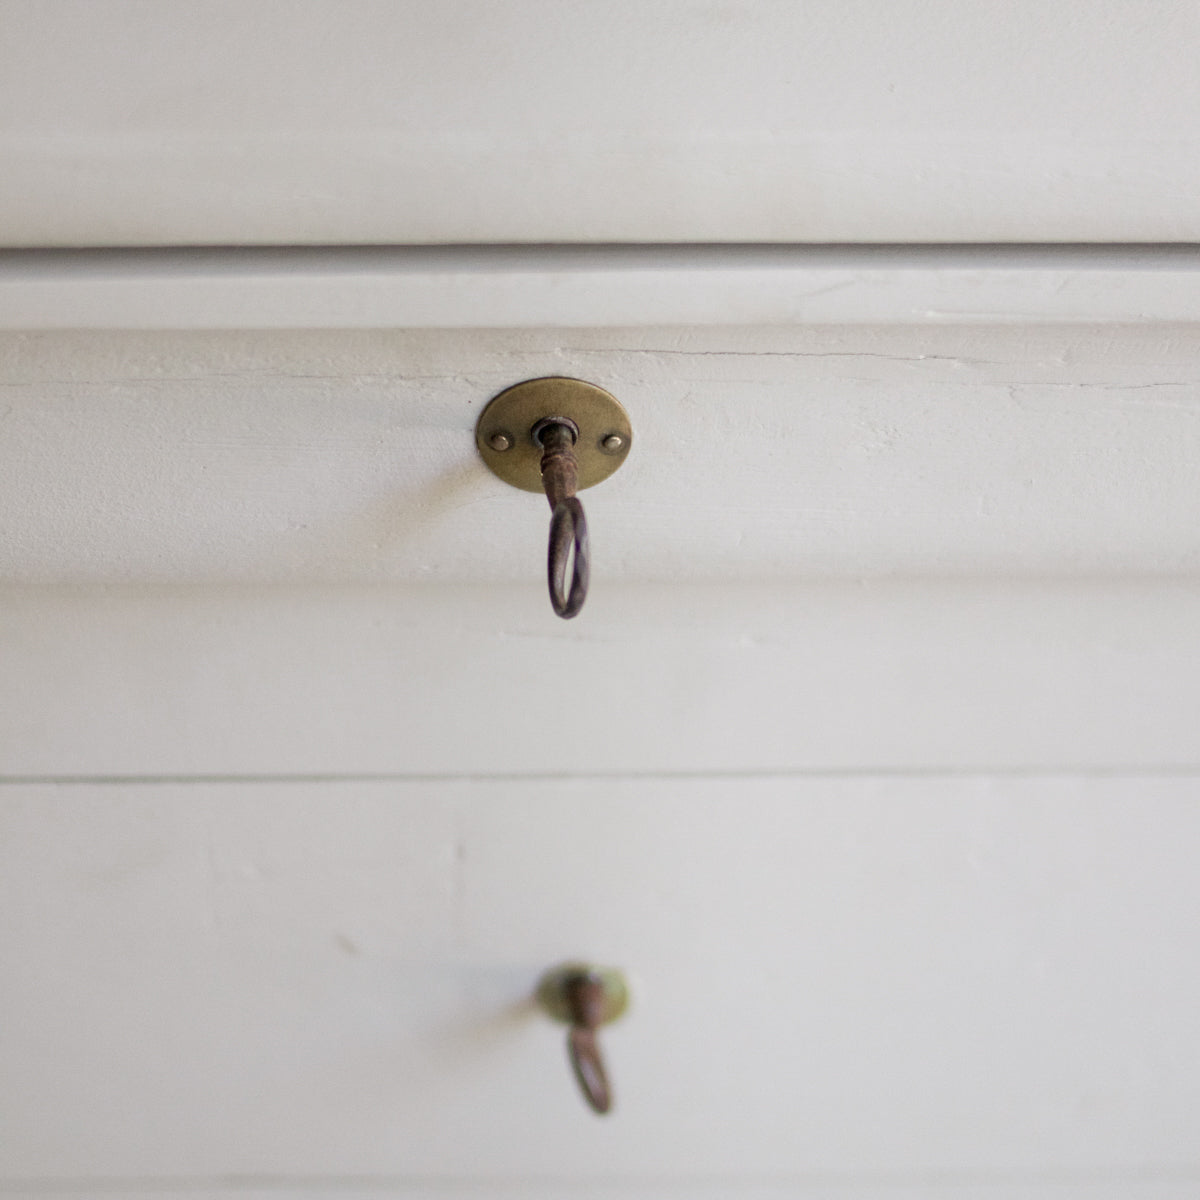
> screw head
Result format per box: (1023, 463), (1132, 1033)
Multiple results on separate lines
(600, 433), (625, 453)
(488, 431), (515, 452)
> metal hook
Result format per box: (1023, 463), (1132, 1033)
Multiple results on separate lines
(535, 419), (589, 618)
(548, 498), (589, 618)
(536, 963), (629, 1116)
(474, 378), (631, 620)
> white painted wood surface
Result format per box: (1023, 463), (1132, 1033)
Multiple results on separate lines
(2, 581), (1199, 779)
(5, 2), (1200, 245)
(3, 775), (1199, 1194)
(4, 320), (1200, 586)
(6, 6), (1200, 1198)
(5, 267), (1200, 1198)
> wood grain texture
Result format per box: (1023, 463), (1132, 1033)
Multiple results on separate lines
(3, 776), (1199, 1183)
(4, 2), (1200, 244)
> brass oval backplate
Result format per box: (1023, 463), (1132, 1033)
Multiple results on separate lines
(536, 963), (630, 1026)
(476, 377), (632, 494)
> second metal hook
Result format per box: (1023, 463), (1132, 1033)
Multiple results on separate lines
(536, 962), (628, 1115)
(564, 974), (612, 1113)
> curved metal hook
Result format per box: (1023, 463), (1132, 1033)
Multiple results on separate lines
(567, 1024), (612, 1114)
(537, 419), (589, 619)
(536, 963), (627, 1116)
(548, 497), (589, 618)
(475, 379), (631, 619)
(564, 973), (613, 1114)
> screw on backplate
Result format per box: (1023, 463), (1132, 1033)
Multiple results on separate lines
(600, 433), (625, 453)
(488, 431), (515, 451)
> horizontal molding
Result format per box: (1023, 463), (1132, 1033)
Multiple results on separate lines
(3, 1180), (1198, 1200)
(5, 245), (1200, 330)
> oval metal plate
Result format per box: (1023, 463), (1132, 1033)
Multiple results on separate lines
(475, 377), (632, 493)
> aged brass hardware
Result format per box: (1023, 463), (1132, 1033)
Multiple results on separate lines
(476, 377), (632, 618)
(536, 962), (629, 1115)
